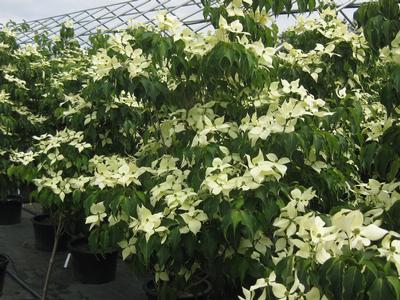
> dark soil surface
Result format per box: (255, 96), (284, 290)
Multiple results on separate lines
(32, 215), (52, 226)
(0, 207), (148, 300)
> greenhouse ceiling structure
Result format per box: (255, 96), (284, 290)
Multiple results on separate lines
(0, 0), (366, 46)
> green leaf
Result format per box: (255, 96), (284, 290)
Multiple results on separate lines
(308, 0), (316, 12)
(168, 227), (181, 250)
(343, 266), (364, 300)
(157, 245), (170, 266)
(379, 0), (400, 19)
(388, 158), (400, 181)
(275, 256), (295, 283)
(368, 278), (395, 300)
(231, 209), (242, 234)
(360, 143), (378, 175)
(328, 259), (345, 299)
(272, 0), (285, 15)
(200, 228), (219, 258)
(239, 210), (256, 238)
(387, 276), (400, 300)
(234, 255), (250, 282)
(183, 235), (196, 257)
(284, 0), (293, 13)
(297, 0), (307, 12)
(375, 146), (393, 179)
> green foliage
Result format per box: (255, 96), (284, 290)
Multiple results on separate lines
(355, 0), (400, 51)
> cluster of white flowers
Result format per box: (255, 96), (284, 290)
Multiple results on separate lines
(129, 205), (169, 243)
(0, 125), (12, 136)
(241, 271), (322, 300)
(13, 105), (47, 124)
(278, 42), (333, 82)
(277, 9), (367, 88)
(355, 179), (400, 210)
(155, 11), (182, 33)
(0, 90), (11, 103)
(242, 185), (400, 299)
(111, 91), (143, 110)
(34, 171), (90, 201)
(85, 202), (107, 230)
(0, 42), (9, 51)
(291, 9), (367, 62)
(274, 204), (388, 263)
(61, 94), (92, 117)
(1, 27), (16, 38)
(3, 73), (28, 90)
(14, 44), (41, 57)
(63, 20), (74, 29)
(90, 34), (152, 81)
(90, 49), (121, 80)
(10, 150), (38, 165)
(240, 79), (332, 145)
(10, 129), (91, 173)
(0, 90), (46, 125)
(381, 31), (400, 65)
(360, 97), (395, 142)
(33, 129), (91, 154)
(88, 155), (146, 189)
(148, 156), (208, 235)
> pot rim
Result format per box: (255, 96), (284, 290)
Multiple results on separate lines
(0, 196), (23, 203)
(0, 254), (10, 267)
(68, 237), (118, 255)
(31, 214), (52, 225)
(6, 194), (23, 199)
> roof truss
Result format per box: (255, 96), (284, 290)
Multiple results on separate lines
(0, 0), (365, 46)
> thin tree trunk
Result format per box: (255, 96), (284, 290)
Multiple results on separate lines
(41, 215), (63, 300)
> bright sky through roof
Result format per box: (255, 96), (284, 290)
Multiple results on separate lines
(0, 0), (123, 24)
(0, 0), (359, 46)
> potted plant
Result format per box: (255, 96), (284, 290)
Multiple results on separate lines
(0, 87), (39, 225)
(209, 1), (400, 298)
(0, 193), (22, 225)
(79, 10), (281, 297)
(53, 15), (218, 297)
(9, 128), (93, 298)
(68, 236), (118, 284)
(31, 214), (70, 251)
(0, 26), (54, 224)
(82, 4), (400, 299)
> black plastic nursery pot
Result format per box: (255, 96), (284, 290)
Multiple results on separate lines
(68, 237), (118, 284)
(143, 279), (212, 300)
(0, 195), (22, 225)
(0, 254), (9, 297)
(32, 214), (69, 251)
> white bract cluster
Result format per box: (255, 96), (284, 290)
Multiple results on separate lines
(32, 129), (91, 155)
(355, 179), (400, 210)
(90, 35), (152, 81)
(10, 129), (92, 201)
(381, 31), (400, 65)
(34, 173), (90, 201)
(88, 155), (145, 189)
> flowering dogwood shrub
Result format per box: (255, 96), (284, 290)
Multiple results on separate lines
(80, 6), (400, 299)
(0, 28), (49, 197)
(6, 0), (400, 299)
